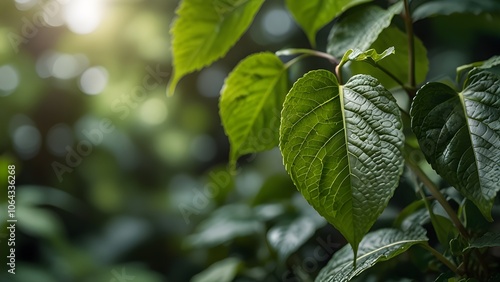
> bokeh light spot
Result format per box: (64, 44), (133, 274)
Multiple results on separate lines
(140, 98), (168, 125)
(63, 0), (105, 34)
(196, 66), (227, 98)
(46, 123), (74, 156)
(79, 66), (108, 95)
(12, 125), (42, 159)
(0, 65), (20, 97)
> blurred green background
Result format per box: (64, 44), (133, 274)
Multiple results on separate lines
(0, 0), (499, 281)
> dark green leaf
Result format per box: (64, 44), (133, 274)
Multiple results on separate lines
(267, 216), (324, 261)
(349, 27), (429, 89)
(464, 232), (500, 251)
(327, 2), (403, 58)
(280, 70), (405, 257)
(168, 0), (264, 95)
(411, 70), (500, 220)
(315, 228), (428, 282)
(220, 52), (289, 167)
(286, 0), (371, 47)
(191, 257), (242, 282)
(411, 0), (500, 21)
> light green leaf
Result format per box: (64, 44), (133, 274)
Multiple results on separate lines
(349, 27), (429, 89)
(267, 216), (325, 261)
(327, 2), (403, 58)
(339, 47), (395, 66)
(279, 70), (405, 258)
(191, 257), (242, 282)
(285, 0), (371, 47)
(464, 232), (500, 251)
(168, 0), (264, 95)
(315, 227), (428, 282)
(410, 70), (500, 220)
(220, 52), (289, 167)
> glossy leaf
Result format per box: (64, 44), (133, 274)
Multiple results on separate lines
(411, 70), (500, 220)
(220, 52), (289, 167)
(411, 0), (500, 21)
(327, 2), (403, 58)
(191, 257), (242, 282)
(285, 0), (371, 47)
(315, 227), (428, 282)
(168, 0), (264, 95)
(280, 70), (405, 257)
(464, 232), (500, 251)
(349, 27), (429, 89)
(267, 216), (324, 261)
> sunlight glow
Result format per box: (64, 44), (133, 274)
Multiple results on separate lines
(63, 0), (105, 34)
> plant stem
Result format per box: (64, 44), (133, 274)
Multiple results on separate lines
(284, 54), (310, 69)
(421, 243), (459, 274)
(370, 62), (406, 89)
(403, 0), (416, 98)
(276, 48), (339, 65)
(405, 156), (470, 239)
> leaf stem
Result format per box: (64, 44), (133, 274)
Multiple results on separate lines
(276, 48), (339, 65)
(421, 243), (459, 274)
(405, 156), (470, 240)
(283, 54), (310, 69)
(403, 0), (416, 98)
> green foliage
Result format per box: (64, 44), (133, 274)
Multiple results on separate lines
(220, 52), (289, 168)
(168, 0), (264, 95)
(411, 70), (500, 220)
(169, 0), (500, 280)
(279, 70), (404, 256)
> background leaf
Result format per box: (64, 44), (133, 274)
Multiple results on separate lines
(168, 0), (264, 94)
(411, 0), (500, 21)
(315, 227), (428, 282)
(410, 70), (500, 220)
(285, 0), (371, 47)
(267, 216), (325, 261)
(191, 257), (242, 282)
(327, 2), (403, 58)
(220, 52), (289, 167)
(349, 27), (429, 89)
(279, 70), (405, 257)
(464, 232), (500, 251)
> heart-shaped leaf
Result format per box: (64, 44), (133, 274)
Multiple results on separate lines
(220, 52), (289, 167)
(286, 0), (371, 47)
(411, 70), (500, 220)
(168, 0), (264, 95)
(315, 227), (428, 282)
(280, 70), (405, 257)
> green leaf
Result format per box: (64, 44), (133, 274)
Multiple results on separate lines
(285, 0), (371, 47)
(220, 52), (289, 167)
(464, 232), (500, 251)
(184, 204), (264, 248)
(411, 0), (500, 21)
(267, 216), (324, 261)
(410, 70), (500, 220)
(327, 2), (403, 58)
(279, 70), (405, 258)
(191, 257), (242, 282)
(457, 56), (500, 83)
(168, 0), (264, 95)
(315, 227), (428, 282)
(339, 47), (395, 66)
(349, 27), (429, 89)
